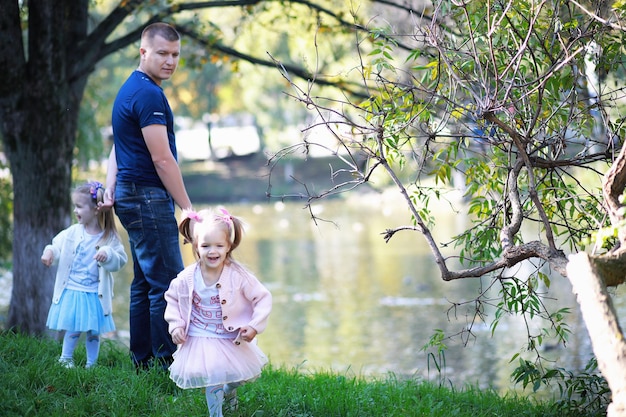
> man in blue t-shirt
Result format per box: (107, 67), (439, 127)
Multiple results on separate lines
(102, 22), (192, 370)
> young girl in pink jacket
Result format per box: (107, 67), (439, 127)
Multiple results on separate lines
(164, 207), (272, 417)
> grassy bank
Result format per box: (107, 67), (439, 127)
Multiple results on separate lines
(0, 332), (576, 417)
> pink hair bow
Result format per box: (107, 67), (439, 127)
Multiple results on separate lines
(182, 209), (202, 222)
(219, 208), (233, 226)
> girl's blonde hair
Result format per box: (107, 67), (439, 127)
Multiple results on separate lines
(179, 207), (244, 261)
(73, 181), (119, 246)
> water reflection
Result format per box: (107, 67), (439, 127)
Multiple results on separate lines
(36, 196), (605, 391)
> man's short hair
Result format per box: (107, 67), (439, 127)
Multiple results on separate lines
(142, 22), (180, 42)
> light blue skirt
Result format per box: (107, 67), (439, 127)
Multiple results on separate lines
(46, 289), (115, 334)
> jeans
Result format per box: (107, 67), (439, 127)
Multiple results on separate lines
(114, 182), (183, 367)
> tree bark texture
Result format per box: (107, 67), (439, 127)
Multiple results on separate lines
(567, 252), (626, 417)
(603, 134), (626, 247)
(1, 0), (89, 334)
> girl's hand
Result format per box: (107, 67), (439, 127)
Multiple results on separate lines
(171, 328), (186, 345)
(41, 250), (53, 267)
(237, 326), (257, 343)
(94, 249), (108, 263)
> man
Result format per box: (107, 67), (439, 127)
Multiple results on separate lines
(103, 22), (192, 369)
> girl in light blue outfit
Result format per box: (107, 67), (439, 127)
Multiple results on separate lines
(41, 181), (127, 368)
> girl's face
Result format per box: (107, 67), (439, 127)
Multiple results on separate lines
(195, 223), (232, 272)
(72, 193), (97, 226)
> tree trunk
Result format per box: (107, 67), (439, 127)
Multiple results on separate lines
(6, 115), (75, 334)
(1, 0), (88, 335)
(567, 252), (626, 417)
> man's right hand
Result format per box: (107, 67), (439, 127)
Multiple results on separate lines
(98, 188), (115, 212)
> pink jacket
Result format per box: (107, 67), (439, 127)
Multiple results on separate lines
(164, 261), (272, 339)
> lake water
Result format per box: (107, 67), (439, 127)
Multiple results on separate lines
(1, 194), (618, 395)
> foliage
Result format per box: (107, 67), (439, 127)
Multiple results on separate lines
(511, 357), (610, 417)
(78, 0), (370, 157)
(0, 331), (574, 417)
(421, 328), (610, 416)
(267, 0), (626, 411)
(421, 328), (449, 387)
(74, 92), (106, 169)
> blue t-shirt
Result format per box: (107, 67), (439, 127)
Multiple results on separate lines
(111, 70), (178, 187)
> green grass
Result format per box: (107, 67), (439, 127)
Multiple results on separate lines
(0, 331), (578, 416)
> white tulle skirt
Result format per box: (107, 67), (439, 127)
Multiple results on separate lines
(169, 335), (268, 389)
(46, 289), (115, 334)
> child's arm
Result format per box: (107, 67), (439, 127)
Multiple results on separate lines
(234, 326), (257, 344)
(170, 327), (186, 345)
(242, 273), (273, 335)
(96, 238), (128, 272)
(164, 278), (188, 344)
(40, 228), (68, 267)
(41, 248), (54, 267)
